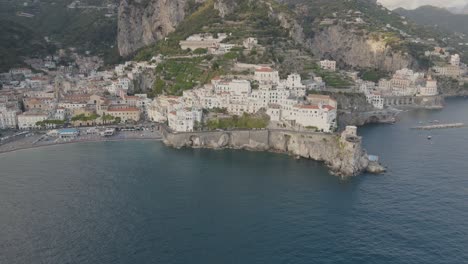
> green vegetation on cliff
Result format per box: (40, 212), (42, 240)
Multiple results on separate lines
(149, 56), (223, 97)
(138, 0), (309, 97)
(206, 113), (269, 130)
(359, 69), (389, 82)
(0, 20), (54, 72)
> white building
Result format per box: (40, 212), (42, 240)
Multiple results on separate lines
(210, 43), (237, 55)
(168, 107), (203, 132)
(450, 54), (460, 67)
(418, 76), (438, 96)
(53, 108), (67, 120)
(357, 80), (385, 109)
(274, 103), (336, 132)
(378, 68), (424, 96)
(433, 65), (461, 78)
(180, 33), (228, 50)
(148, 96), (183, 123)
(0, 106), (19, 129)
(9, 68), (32, 76)
(152, 70), (335, 132)
(320, 60), (337, 71)
(18, 111), (49, 130)
(368, 92), (384, 109)
(243, 37), (258, 50)
(212, 79), (251, 95)
(254, 67), (280, 84)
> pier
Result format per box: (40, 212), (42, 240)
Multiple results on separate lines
(411, 123), (465, 130)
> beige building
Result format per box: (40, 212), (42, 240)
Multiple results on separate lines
(105, 106), (141, 122)
(320, 60), (336, 71)
(306, 94), (338, 108)
(180, 33), (228, 51)
(433, 65), (461, 78)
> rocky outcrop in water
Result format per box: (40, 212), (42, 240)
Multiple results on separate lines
(161, 128), (382, 177)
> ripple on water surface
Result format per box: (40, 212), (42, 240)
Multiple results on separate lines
(1, 99), (468, 264)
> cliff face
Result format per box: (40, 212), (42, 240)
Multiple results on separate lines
(118, 0), (414, 72)
(162, 129), (374, 177)
(117, 0), (238, 57)
(273, 17), (414, 72)
(131, 68), (156, 94)
(309, 26), (414, 72)
(118, 0), (188, 56)
(214, 0), (238, 18)
(269, 2), (416, 72)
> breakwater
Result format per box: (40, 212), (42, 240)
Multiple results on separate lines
(161, 126), (384, 177)
(411, 123), (465, 130)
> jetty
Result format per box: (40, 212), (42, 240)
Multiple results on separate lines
(411, 123), (465, 130)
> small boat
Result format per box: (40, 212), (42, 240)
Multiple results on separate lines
(427, 136), (432, 140)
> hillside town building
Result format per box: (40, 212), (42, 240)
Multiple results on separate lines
(18, 111), (49, 130)
(180, 33), (228, 51)
(320, 60), (337, 71)
(150, 67), (337, 132)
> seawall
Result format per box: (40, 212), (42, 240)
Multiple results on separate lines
(161, 127), (379, 177)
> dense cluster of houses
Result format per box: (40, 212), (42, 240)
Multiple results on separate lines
(433, 54), (466, 79)
(355, 68), (440, 109)
(0, 53), (157, 130)
(148, 66), (337, 133)
(1, 33), (466, 134)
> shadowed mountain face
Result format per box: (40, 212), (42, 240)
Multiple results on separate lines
(0, 0), (120, 69)
(395, 5), (468, 35)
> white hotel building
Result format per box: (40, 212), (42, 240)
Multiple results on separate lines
(0, 106), (19, 129)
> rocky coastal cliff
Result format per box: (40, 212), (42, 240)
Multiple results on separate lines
(161, 127), (384, 177)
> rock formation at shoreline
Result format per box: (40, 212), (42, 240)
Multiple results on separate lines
(161, 127), (384, 177)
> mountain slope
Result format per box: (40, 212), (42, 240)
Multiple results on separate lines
(121, 0), (438, 72)
(272, 0), (436, 71)
(0, 0), (119, 70)
(394, 6), (468, 35)
(0, 20), (53, 72)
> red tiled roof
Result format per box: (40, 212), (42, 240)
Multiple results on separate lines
(323, 105), (335, 111)
(256, 67), (274, 72)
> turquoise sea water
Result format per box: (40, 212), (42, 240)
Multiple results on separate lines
(1, 98), (467, 264)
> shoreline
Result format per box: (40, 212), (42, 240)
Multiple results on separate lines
(160, 127), (385, 177)
(0, 136), (163, 155)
